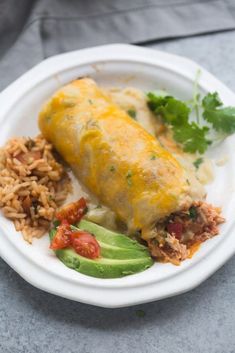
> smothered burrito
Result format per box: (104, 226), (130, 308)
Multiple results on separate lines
(39, 78), (224, 264)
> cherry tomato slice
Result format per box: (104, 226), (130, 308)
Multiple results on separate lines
(71, 231), (100, 259)
(166, 222), (183, 240)
(56, 197), (87, 224)
(50, 220), (72, 250)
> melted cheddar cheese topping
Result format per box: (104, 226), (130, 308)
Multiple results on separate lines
(39, 78), (190, 233)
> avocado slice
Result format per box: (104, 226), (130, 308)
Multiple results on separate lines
(55, 247), (153, 278)
(77, 220), (146, 250)
(95, 241), (150, 260)
(73, 221), (150, 260)
(50, 221), (154, 279)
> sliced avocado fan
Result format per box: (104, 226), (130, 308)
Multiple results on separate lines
(49, 220), (154, 279)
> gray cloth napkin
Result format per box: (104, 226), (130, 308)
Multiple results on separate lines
(0, 0), (235, 90)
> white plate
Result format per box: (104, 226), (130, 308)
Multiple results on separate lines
(0, 44), (235, 308)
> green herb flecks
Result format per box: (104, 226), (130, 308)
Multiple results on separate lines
(88, 99), (93, 105)
(110, 165), (116, 172)
(86, 119), (99, 129)
(189, 206), (198, 220)
(65, 115), (74, 121)
(126, 170), (133, 186)
(127, 109), (137, 120)
(193, 157), (204, 169)
(150, 155), (156, 160)
(63, 98), (76, 107)
(45, 116), (51, 122)
(53, 219), (60, 228)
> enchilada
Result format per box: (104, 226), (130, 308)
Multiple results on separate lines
(39, 78), (223, 264)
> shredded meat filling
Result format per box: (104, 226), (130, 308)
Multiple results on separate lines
(147, 201), (225, 265)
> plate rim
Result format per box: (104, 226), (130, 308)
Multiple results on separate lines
(0, 43), (235, 308)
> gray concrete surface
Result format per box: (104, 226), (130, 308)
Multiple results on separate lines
(0, 30), (235, 353)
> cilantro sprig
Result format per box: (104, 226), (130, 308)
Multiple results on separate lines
(147, 85), (235, 154)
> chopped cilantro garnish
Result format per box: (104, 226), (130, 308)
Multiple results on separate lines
(127, 109), (137, 119)
(53, 219), (60, 228)
(193, 157), (204, 169)
(126, 170), (132, 186)
(63, 99), (75, 107)
(110, 165), (116, 172)
(189, 206), (197, 220)
(88, 99), (93, 105)
(150, 155), (156, 160)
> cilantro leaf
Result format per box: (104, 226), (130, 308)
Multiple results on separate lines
(147, 93), (169, 112)
(202, 92), (235, 134)
(147, 93), (190, 126)
(172, 123), (211, 154)
(202, 92), (222, 109)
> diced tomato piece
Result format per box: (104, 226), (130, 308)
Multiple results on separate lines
(16, 151), (41, 164)
(167, 222), (183, 240)
(50, 220), (72, 250)
(22, 195), (31, 214)
(71, 231), (100, 259)
(55, 197), (87, 224)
